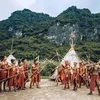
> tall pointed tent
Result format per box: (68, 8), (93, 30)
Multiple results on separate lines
(7, 49), (18, 65)
(61, 44), (81, 67)
(7, 54), (18, 66)
(50, 33), (82, 80)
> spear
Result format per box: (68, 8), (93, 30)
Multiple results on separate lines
(0, 70), (28, 83)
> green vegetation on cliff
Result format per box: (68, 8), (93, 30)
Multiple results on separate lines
(0, 6), (100, 61)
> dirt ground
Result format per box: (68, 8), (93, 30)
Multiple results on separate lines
(0, 79), (100, 100)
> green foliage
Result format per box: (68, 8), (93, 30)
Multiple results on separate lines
(0, 6), (100, 63)
(75, 41), (100, 62)
(0, 36), (57, 60)
(41, 63), (56, 76)
(0, 9), (53, 40)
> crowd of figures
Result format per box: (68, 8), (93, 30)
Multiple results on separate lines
(0, 56), (40, 93)
(0, 55), (100, 97)
(55, 60), (100, 96)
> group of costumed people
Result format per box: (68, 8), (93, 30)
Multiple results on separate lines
(55, 60), (100, 96)
(0, 56), (40, 92)
(0, 55), (100, 97)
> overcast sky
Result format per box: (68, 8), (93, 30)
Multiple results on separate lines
(0, 0), (100, 21)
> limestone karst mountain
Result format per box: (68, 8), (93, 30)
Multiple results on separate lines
(0, 6), (100, 61)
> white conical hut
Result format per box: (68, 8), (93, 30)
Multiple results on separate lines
(61, 43), (81, 67)
(50, 44), (81, 80)
(50, 33), (82, 80)
(7, 54), (18, 66)
(61, 33), (81, 67)
(7, 49), (18, 66)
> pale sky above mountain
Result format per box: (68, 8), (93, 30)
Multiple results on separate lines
(0, 0), (100, 21)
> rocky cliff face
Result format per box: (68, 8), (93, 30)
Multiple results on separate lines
(0, 6), (100, 60)
(44, 23), (79, 45)
(44, 6), (100, 45)
(45, 22), (100, 45)
(0, 6), (100, 44)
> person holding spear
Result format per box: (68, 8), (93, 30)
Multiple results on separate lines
(0, 56), (9, 92)
(7, 59), (18, 91)
(30, 59), (41, 88)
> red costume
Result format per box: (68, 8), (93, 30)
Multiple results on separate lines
(78, 67), (83, 87)
(30, 62), (40, 88)
(63, 67), (70, 89)
(7, 67), (13, 88)
(0, 64), (2, 92)
(76, 68), (80, 87)
(0, 63), (2, 81)
(62, 61), (71, 89)
(23, 63), (29, 82)
(17, 66), (25, 89)
(7, 65), (18, 89)
(60, 65), (65, 82)
(72, 68), (78, 90)
(31, 64), (40, 83)
(0, 61), (9, 91)
(0, 62), (8, 82)
(57, 67), (62, 82)
(90, 72), (99, 92)
(12, 67), (18, 88)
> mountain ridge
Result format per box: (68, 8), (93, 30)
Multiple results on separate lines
(0, 6), (100, 61)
